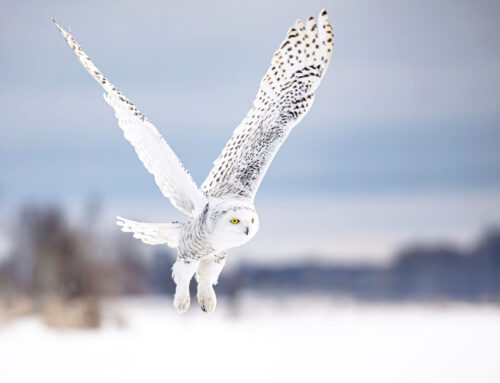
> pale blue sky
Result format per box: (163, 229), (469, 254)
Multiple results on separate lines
(1, 0), (499, 261)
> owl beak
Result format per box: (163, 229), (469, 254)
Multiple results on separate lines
(245, 227), (249, 236)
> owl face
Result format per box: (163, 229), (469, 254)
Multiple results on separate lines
(209, 204), (259, 250)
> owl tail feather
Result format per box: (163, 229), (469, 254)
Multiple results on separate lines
(116, 216), (182, 248)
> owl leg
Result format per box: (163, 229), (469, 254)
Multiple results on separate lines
(196, 254), (226, 313)
(172, 258), (198, 313)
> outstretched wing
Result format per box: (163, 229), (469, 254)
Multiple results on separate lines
(201, 10), (334, 200)
(116, 216), (181, 247)
(54, 21), (207, 217)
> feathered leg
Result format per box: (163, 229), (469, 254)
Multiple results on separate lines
(196, 253), (226, 313)
(172, 259), (198, 313)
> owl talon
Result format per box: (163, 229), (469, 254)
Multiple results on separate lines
(197, 285), (217, 313)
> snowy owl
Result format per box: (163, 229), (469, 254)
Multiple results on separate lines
(54, 10), (334, 313)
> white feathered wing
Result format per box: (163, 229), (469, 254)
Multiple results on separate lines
(202, 10), (334, 200)
(116, 217), (181, 247)
(54, 20), (207, 218)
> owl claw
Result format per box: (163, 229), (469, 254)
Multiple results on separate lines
(198, 285), (217, 313)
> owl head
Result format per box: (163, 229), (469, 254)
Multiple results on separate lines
(207, 200), (259, 249)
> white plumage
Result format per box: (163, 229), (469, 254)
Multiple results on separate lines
(54, 9), (334, 313)
(116, 217), (181, 247)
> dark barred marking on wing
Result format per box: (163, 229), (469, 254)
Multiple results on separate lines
(53, 20), (207, 217)
(201, 10), (334, 199)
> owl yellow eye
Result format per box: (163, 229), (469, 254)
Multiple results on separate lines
(230, 218), (239, 224)
(251, 218), (255, 223)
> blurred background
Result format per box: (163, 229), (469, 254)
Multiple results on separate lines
(1, 0), (499, 382)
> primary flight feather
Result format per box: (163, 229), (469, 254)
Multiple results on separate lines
(54, 10), (334, 313)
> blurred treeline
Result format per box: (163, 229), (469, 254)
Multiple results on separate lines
(0, 205), (499, 328)
(0, 205), (157, 328)
(235, 232), (500, 301)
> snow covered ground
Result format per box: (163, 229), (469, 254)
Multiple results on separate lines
(1, 297), (499, 383)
